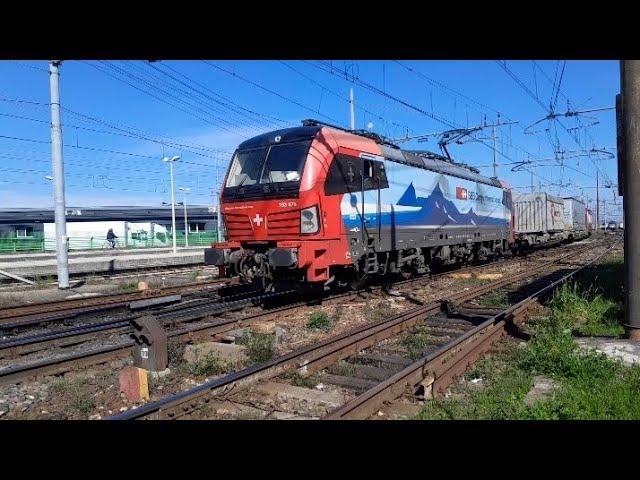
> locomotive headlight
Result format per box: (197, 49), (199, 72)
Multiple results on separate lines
(300, 205), (320, 234)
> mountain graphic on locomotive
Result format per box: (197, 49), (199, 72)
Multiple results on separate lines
(205, 119), (589, 291)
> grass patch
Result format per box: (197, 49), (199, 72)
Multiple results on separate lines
(551, 283), (624, 337)
(237, 331), (275, 364)
(119, 281), (138, 292)
(402, 327), (437, 360)
(281, 371), (318, 388)
(476, 290), (509, 308)
(148, 372), (173, 392)
(186, 353), (232, 377)
(307, 311), (330, 330)
(364, 300), (392, 322)
(418, 257), (640, 420)
(50, 377), (71, 394)
(167, 341), (185, 367)
(72, 390), (96, 415)
(331, 305), (343, 323)
(328, 362), (357, 377)
(34, 275), (53, 289)
(190, 269), (202, 280)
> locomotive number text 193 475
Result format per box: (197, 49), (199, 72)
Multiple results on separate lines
(278, 201), (297, 208)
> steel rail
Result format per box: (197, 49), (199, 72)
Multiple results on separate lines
(0, 278), (234, 328)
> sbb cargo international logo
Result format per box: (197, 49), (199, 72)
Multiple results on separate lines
(456, 187), (468, 200)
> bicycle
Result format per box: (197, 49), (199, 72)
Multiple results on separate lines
(101, 239), (121, 249)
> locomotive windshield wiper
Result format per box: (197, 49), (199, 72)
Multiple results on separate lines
(260, 146), (280, 194)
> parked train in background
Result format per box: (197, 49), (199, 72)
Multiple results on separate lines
(205, 120), (592, 291)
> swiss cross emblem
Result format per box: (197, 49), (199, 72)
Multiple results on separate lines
(252, 214), (264, 227)
(456, 187), (468, 200)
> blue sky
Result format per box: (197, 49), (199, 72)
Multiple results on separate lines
(0, 60), (623, 222)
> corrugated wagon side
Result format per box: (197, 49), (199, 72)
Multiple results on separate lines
(512, 192), (567, 249)
(562, 197), (589, 241)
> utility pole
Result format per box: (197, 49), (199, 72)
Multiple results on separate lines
(179, 187), (190, 247)
(349, 87), (355, 130)
(620, 60), (640, 340)
(491, 113), (500, 178)
(596, 169), (600, 229)
(163, 155), (180, 254)
(215, 157), (223, 243)
(492, 124), (498, 177)
(530, 169), (535, 193)
(49, 60), (69, 289)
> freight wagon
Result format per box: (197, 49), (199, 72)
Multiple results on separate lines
(562, 197), (589, 241)
(510, 192), (566, 250)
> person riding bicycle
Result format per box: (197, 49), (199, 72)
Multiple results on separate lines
(106, 228), (118, 248)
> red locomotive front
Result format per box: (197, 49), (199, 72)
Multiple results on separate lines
(206, 124), (366, 290)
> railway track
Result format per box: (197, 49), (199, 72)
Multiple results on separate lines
(0, 277), (234, 329)
(324, 247), (614, 419)
(109, 238), (612, 420)
(0, 240), (597, 386)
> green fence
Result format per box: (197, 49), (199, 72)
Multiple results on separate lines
(0, 235), (46, 253)
(0, 231), (218, 254)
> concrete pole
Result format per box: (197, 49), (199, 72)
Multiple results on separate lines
(169, 161), (177, 254)
(49, 60), (69, 289)
(183, 191), (189, 247)
(596, 169), (600, 229)
(349, 87), (355, 130)
(492, 125), (498, 178)
(215, 157), (222, 243)
(621, 60), (640, 340)
(530, 169), (534, 193)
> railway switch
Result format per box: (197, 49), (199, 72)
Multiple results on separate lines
(130, 315), (168, 371)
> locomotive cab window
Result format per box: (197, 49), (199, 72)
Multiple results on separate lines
(226, 147), (264, 187)
(325, 154), (389, 195)
(223, 140), (312, 201)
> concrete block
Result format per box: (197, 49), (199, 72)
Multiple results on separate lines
(576, 338), (640, 366)
(252, 321), (276, 333)
(449, 273), (472, 279)
(382, 402), (423, 419)
(149, 368), (171, 380)
(252, 381), (346, 411)
(476, 273), (503, 280)
(119, 366), (149, 402)
(227, 328), (250, 342)
(524, 376), (559, 406)
(183, 341), (248, 364)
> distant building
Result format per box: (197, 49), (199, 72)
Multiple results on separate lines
(0, 205), (218, 251)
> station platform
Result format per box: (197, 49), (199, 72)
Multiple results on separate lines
(0, 246), (206, 280)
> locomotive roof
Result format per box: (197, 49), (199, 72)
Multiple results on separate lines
(237, 124), (505, 190)
(378, 144), (504, 189)
(237, 125), (321, 150)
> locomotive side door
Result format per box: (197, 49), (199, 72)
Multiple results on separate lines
(325, 153), (388, 261)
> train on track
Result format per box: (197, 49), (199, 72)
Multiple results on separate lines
(205, 120), (592, 291)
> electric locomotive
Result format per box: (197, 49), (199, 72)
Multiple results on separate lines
(205, 120), (515, 291)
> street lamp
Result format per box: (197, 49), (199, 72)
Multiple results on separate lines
(163, 155), (180, 253)
(179, 186), (190, 247)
